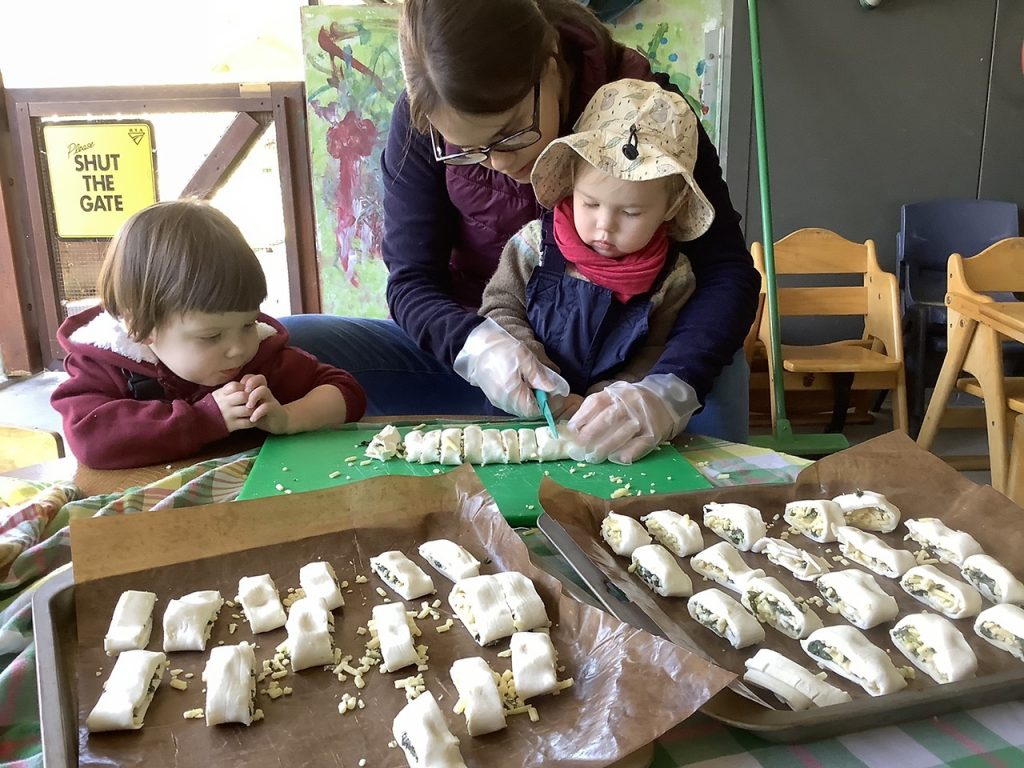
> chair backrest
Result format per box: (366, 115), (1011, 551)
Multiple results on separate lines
(949, 237), (1024, 297)
(0, 425), (65, 473)
(752, 228), (876, 320)
(898, 199), (1020, 304)
(752, 228), (902, 359)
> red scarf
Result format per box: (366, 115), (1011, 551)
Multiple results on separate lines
(552, 199), (668, 303)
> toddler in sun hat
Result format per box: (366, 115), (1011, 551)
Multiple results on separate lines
(469, 78), (715, 463)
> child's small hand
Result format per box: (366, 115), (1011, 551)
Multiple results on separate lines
(213, 382), (255, 432)
(245, 379), (290, 434)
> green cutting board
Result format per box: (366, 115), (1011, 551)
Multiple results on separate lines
(238, 422), (712, 526)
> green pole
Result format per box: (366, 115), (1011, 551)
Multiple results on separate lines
(745, 0), (848, 457)
(747, 0), (786, 424)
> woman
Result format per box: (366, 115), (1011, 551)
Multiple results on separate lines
(282, 0), (760, 459)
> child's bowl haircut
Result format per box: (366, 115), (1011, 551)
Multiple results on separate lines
(97, 200), (267, 341)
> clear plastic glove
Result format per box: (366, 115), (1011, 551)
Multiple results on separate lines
(454, 318), (570, 418)
(565, 374), (700, 465)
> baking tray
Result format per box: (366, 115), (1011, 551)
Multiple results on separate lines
(44, 467), (732, 767)
(32, 564), (76, 768)
(536, 432), (1024, 742)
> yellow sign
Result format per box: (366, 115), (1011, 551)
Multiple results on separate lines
(42, 121), (157, 239)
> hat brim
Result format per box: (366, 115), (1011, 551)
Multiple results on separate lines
(530, 131), (715, 242)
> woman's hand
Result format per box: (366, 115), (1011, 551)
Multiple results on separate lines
(454, 318), (569, 417)
(565, 375), (700, 464)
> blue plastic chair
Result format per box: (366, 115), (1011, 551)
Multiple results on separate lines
(897, 199), (1021, 435)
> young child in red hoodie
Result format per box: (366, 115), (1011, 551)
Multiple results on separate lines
(51, 200), (367, 469)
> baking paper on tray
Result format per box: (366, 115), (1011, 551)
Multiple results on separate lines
(539, 431), (1024, 707)
(70, 465), (734, 767)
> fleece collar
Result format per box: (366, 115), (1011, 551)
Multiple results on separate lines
(68, 310), (277, 363)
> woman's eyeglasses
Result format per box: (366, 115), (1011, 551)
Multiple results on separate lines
(429, 82), (542, 166)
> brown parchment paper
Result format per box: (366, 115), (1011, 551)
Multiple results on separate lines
(70, 464), (734, 768)
(539, 431), (1024, 708)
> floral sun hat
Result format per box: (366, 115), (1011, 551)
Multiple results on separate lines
(530, 78), (714, 241)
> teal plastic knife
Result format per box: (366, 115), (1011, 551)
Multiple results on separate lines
(534, 389), (558, 438)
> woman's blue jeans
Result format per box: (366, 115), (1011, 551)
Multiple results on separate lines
(280, 315), (750, 443)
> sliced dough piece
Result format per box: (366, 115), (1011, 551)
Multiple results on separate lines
(449, 575), (515, 646)
(419, 430), (443, 464)
(494, 571), (550, 631)
(600, 512), (652, 557)
(480, 429), (506, 465)
(743, 648), (852, 710)
(687, 588), (765, 649)
(366, 424), (404, 461)
(203, 642), (257, 726)
(801, 625), (907, 696)
(890, 612), (978, 684)
(392, 690), (466, 768)
(535, 427), (570, 461)
(961, 554), (1024, 605)
(462, 426), (484, 465)
(236, 574), (287, 633)
(974, 603), (1024, 662)
(299, 560), (345, 611)
(640, 509), (703, 557)
(104, 590), (157, 654)
(741, 576), (823, 639)
(517, 428), (539, 462)
(285, 596), (336, 671)
(440, 428), (463, 465)
(511, 631), (558, 700)
(418, 539), (481, 582)
(372, 601), (420, 672)
(501, 428), (521, 464)
(449, 657), (507, 736)
(404, 430), (425, 463)
(835, 525), (915, 578)
(832, 490), (901, 533)
(900, 564), (983, 619)
(904, 517), (984, 566)
(86, 649), (168, 732)
(783, 500), (844, 543)
(371, 550), (436, 600)
(162, 590), (223, 652)
(629, 544), (693, 597)
(691, 541), (765, 593)
(751, 537), (831, 581)
(816, 569), (898, 630)
(702, 502), (766, 551)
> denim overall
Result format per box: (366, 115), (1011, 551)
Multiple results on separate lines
(525, 212), (679, 394)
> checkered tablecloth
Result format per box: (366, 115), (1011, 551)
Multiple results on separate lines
(0, 437), (1020, 767)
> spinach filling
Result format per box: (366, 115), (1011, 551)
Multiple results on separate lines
(807, 639), (832, 662)
(979, 622), (1024, 655)
(966, 569), (999, 599)
(634, 564), (662, 590)
(400, 733), (417, 762)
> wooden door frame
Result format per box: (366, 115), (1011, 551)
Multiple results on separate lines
(4, 82), (319, 368)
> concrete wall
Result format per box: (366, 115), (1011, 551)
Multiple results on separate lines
(725, 0), (1023, 342)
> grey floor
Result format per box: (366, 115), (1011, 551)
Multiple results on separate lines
(0, 372), (993, 487)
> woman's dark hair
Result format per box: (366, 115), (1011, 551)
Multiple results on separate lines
(399, 0), (616, 133)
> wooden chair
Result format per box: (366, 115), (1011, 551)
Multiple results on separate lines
(938, 238), (1024, 494)
(0, 425), (65, 473)
(751, 228), (909, 434)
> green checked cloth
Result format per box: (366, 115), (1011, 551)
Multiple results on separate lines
(1, 439), (1021, 767)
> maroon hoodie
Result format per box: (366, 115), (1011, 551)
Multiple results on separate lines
(51, 306), (367, 469)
